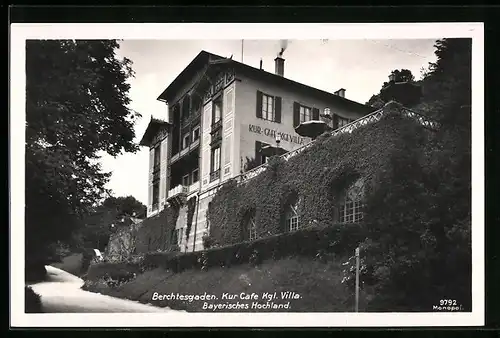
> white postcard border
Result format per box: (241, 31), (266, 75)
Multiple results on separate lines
(9, 22), (485, 327)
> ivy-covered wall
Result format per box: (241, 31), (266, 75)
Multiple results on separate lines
(135, 206), (180, 253)
(107, 223), (141, 260)
(207, 111), (430, 247)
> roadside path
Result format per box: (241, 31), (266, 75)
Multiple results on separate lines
(28, 266), (178, 313)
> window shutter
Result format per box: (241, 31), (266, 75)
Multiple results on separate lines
(293, 102), (300, 127)
(149, 148), (155, 173)
(256, 91), (263, 118)
(312, 107), (320, 120)
(274, 96), (282, 123)
(332, 114), (339, 129)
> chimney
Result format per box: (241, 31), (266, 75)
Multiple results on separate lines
(260, 59), (263, 70)
(274, 56), (284, 76)
(334, 88), (346, 98)
(274, 49), (285, 76)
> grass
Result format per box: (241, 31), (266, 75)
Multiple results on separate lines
(51, 253), (85, 276)
(84, 254), (373, 312)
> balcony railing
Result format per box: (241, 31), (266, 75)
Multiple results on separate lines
(181, 111), (201, 129)
(233, 101), (438, 185)
(211, 119), (222, 133)
(167, 185), (189, 200)
(152, 164), (161, 181)
(210, 130), (222, 147)
(210, 169), (220, 183)
(171, 139), (200, 164)
(188, 182), (200, 195)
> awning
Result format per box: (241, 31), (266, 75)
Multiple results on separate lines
(294, 120), (332, 139)
(260, 144), (288, 157)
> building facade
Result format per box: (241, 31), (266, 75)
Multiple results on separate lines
(139, 50), (373, 252)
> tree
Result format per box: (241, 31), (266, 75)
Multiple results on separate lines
(359, 38), (472, 311)
(366, 69), (419, 109)
(102, 195), (147, 219)
(25, 40), (140, 280)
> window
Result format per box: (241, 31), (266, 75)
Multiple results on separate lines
(339, 199), (364, 223)
(192, 169), (199, 183)
(182, 174), (190, 187)
(211, 147), (221, 172)
(192, 126), (200, 142)
(262, 94), (275, 121)
(249, 216), (258, 241)
(210, 147), (221, 182)
(338, 116), (351, 128)
(182, 133), (190, 149)
(153, 145), (161, 170)
(242, 210), (257, 241)
(152, 181), (160, 210)
(285, 195), (300, 232)
(299, 105), (312, 123)
(257, 91), (281, 123)
(213, 97), (222, 124)
(293, 102), (318, 127)
(339, 179), (365, 223)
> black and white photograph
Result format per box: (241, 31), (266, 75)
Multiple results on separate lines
(10, 23), (484, 327)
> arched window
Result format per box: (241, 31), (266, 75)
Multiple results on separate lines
(249, 214), (257, 241)
(241, 209), (257, 241)
(339, 178), (365, 223)
(284, 194), (301, 232)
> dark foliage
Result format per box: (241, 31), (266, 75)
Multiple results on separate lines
(185, 196), (197, 248)
(135, 206), (180, 253)
(146, 222), (365, 274)
(25, 39), (139, 274)
(207, 113), (428, 247)
(366, 68), (420, 109)
(351, 38), (472, 311)
(25, 262), (47, 283)
(86, 261), (141, 285)
(25, 286), (42, 313)
(76, 195), (147, 251)
(203, 38), (471, 312)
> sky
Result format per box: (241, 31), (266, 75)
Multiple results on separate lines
(102, 39), (438, 205)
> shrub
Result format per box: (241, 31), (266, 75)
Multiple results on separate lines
(202, 232), (217, 250)
(207, 113), (428, 248)
(25, 286), (42, 313)
(25, 260), (47, 283)
(135, 206), (180, 253)
(85, 262), (141, 286)
(148, 222), (365, 273)
(143, 251), (181, 269)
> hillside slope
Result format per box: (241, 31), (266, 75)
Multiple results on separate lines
(84, 256), (372, 312)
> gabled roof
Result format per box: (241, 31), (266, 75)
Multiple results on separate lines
(139, 117), (172, 147)
(157, 50), (374, 114)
